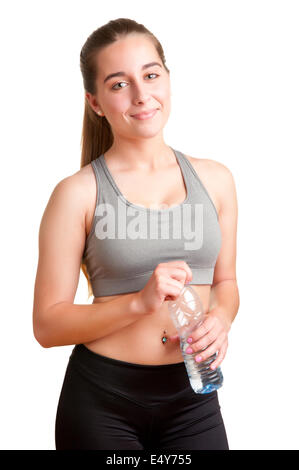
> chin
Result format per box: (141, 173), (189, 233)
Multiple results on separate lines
(134, 126), (164, 139)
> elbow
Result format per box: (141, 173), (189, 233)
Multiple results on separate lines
(33, 317), (53, 349)
(33, 327), (52, 348)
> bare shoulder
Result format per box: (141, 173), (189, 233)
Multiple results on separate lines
(185, 154), (233, 179)
(44, 163), (95, 236)
(71, 162), (98, 235)
(184, 154), (237, 214)
(59, 162), (95, 204)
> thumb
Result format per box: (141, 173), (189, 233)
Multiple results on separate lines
(169, 334), (180, 342)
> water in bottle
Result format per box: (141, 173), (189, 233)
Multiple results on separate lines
(168, 285), (223, 394)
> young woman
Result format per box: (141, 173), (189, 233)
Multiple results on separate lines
(33, 18), (239, 450)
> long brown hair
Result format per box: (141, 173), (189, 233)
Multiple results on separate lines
(79, 18), (170, 298)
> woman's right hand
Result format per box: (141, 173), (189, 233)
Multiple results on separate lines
(135, 261), (193, 315)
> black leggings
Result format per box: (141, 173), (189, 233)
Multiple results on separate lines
(55, 344), (229, 450)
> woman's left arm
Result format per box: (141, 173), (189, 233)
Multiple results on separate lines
(185, 162), (240, 369)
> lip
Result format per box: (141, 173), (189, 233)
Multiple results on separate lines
(131, 109), (158, 120)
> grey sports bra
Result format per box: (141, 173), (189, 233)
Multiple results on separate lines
(82, 147), (222, 297)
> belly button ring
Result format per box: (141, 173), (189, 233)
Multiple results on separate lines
(162, 330), (168, 345)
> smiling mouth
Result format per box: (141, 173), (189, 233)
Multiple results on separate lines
(131, 109), (158, 120)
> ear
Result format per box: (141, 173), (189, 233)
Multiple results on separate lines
(85, 92), (102, 115)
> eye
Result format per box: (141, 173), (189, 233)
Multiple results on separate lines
(111, 81), (127, 90)
(145, 73), (159, 80)
(111, 73), (159, 90)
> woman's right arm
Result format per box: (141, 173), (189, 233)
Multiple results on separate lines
(32, 174), (144, 348)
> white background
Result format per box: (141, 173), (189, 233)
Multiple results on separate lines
(1, 0), (298, 450)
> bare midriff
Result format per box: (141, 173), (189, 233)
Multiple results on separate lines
(83, 285), (211, 365)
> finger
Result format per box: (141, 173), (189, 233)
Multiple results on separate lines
(194, 339), (221, 363)
(159, 275), (185, 295)
(166, 267), (188, 284)
(188, 329), (218, 353)
(165, 277), (185, 290)
(172, 261), (193, 282)
(159, 271), (186, 291)
(160, 261), (193, 283)
(188, 315), (215, 343)
(169, 334), (180, 342)
(210, 341), (228, 370)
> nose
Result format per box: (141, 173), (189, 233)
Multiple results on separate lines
(132, 81), (151, 106)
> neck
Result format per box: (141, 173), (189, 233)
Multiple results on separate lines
(104, 135), (176, 171)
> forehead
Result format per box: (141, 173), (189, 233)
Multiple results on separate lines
(96, 35), (160, 75)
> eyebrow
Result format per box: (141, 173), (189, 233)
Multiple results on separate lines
(103, 61), (162, 84)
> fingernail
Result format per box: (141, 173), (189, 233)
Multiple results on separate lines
(186, 347), (193, 354)
(187, 337), (193, 343)
(195, 356), (202, 362)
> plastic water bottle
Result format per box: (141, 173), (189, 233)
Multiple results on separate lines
(168, 285), (223, 394)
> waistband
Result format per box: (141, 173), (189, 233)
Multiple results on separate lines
(69, 344), (192, 404)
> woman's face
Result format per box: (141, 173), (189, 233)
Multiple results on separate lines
(86, 34), (171, 140)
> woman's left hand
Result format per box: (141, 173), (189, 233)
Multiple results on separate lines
(171, 308), (231, 370)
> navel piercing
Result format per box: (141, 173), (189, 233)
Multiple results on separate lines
(162, 330), (168, 345)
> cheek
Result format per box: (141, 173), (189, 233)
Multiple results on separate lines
(158, 74), (171, 99)
(102, 88), (129, 114)
(155, 82), (171, 107)
(157, 90), (171, 118)
(109, 96), (130, 114)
